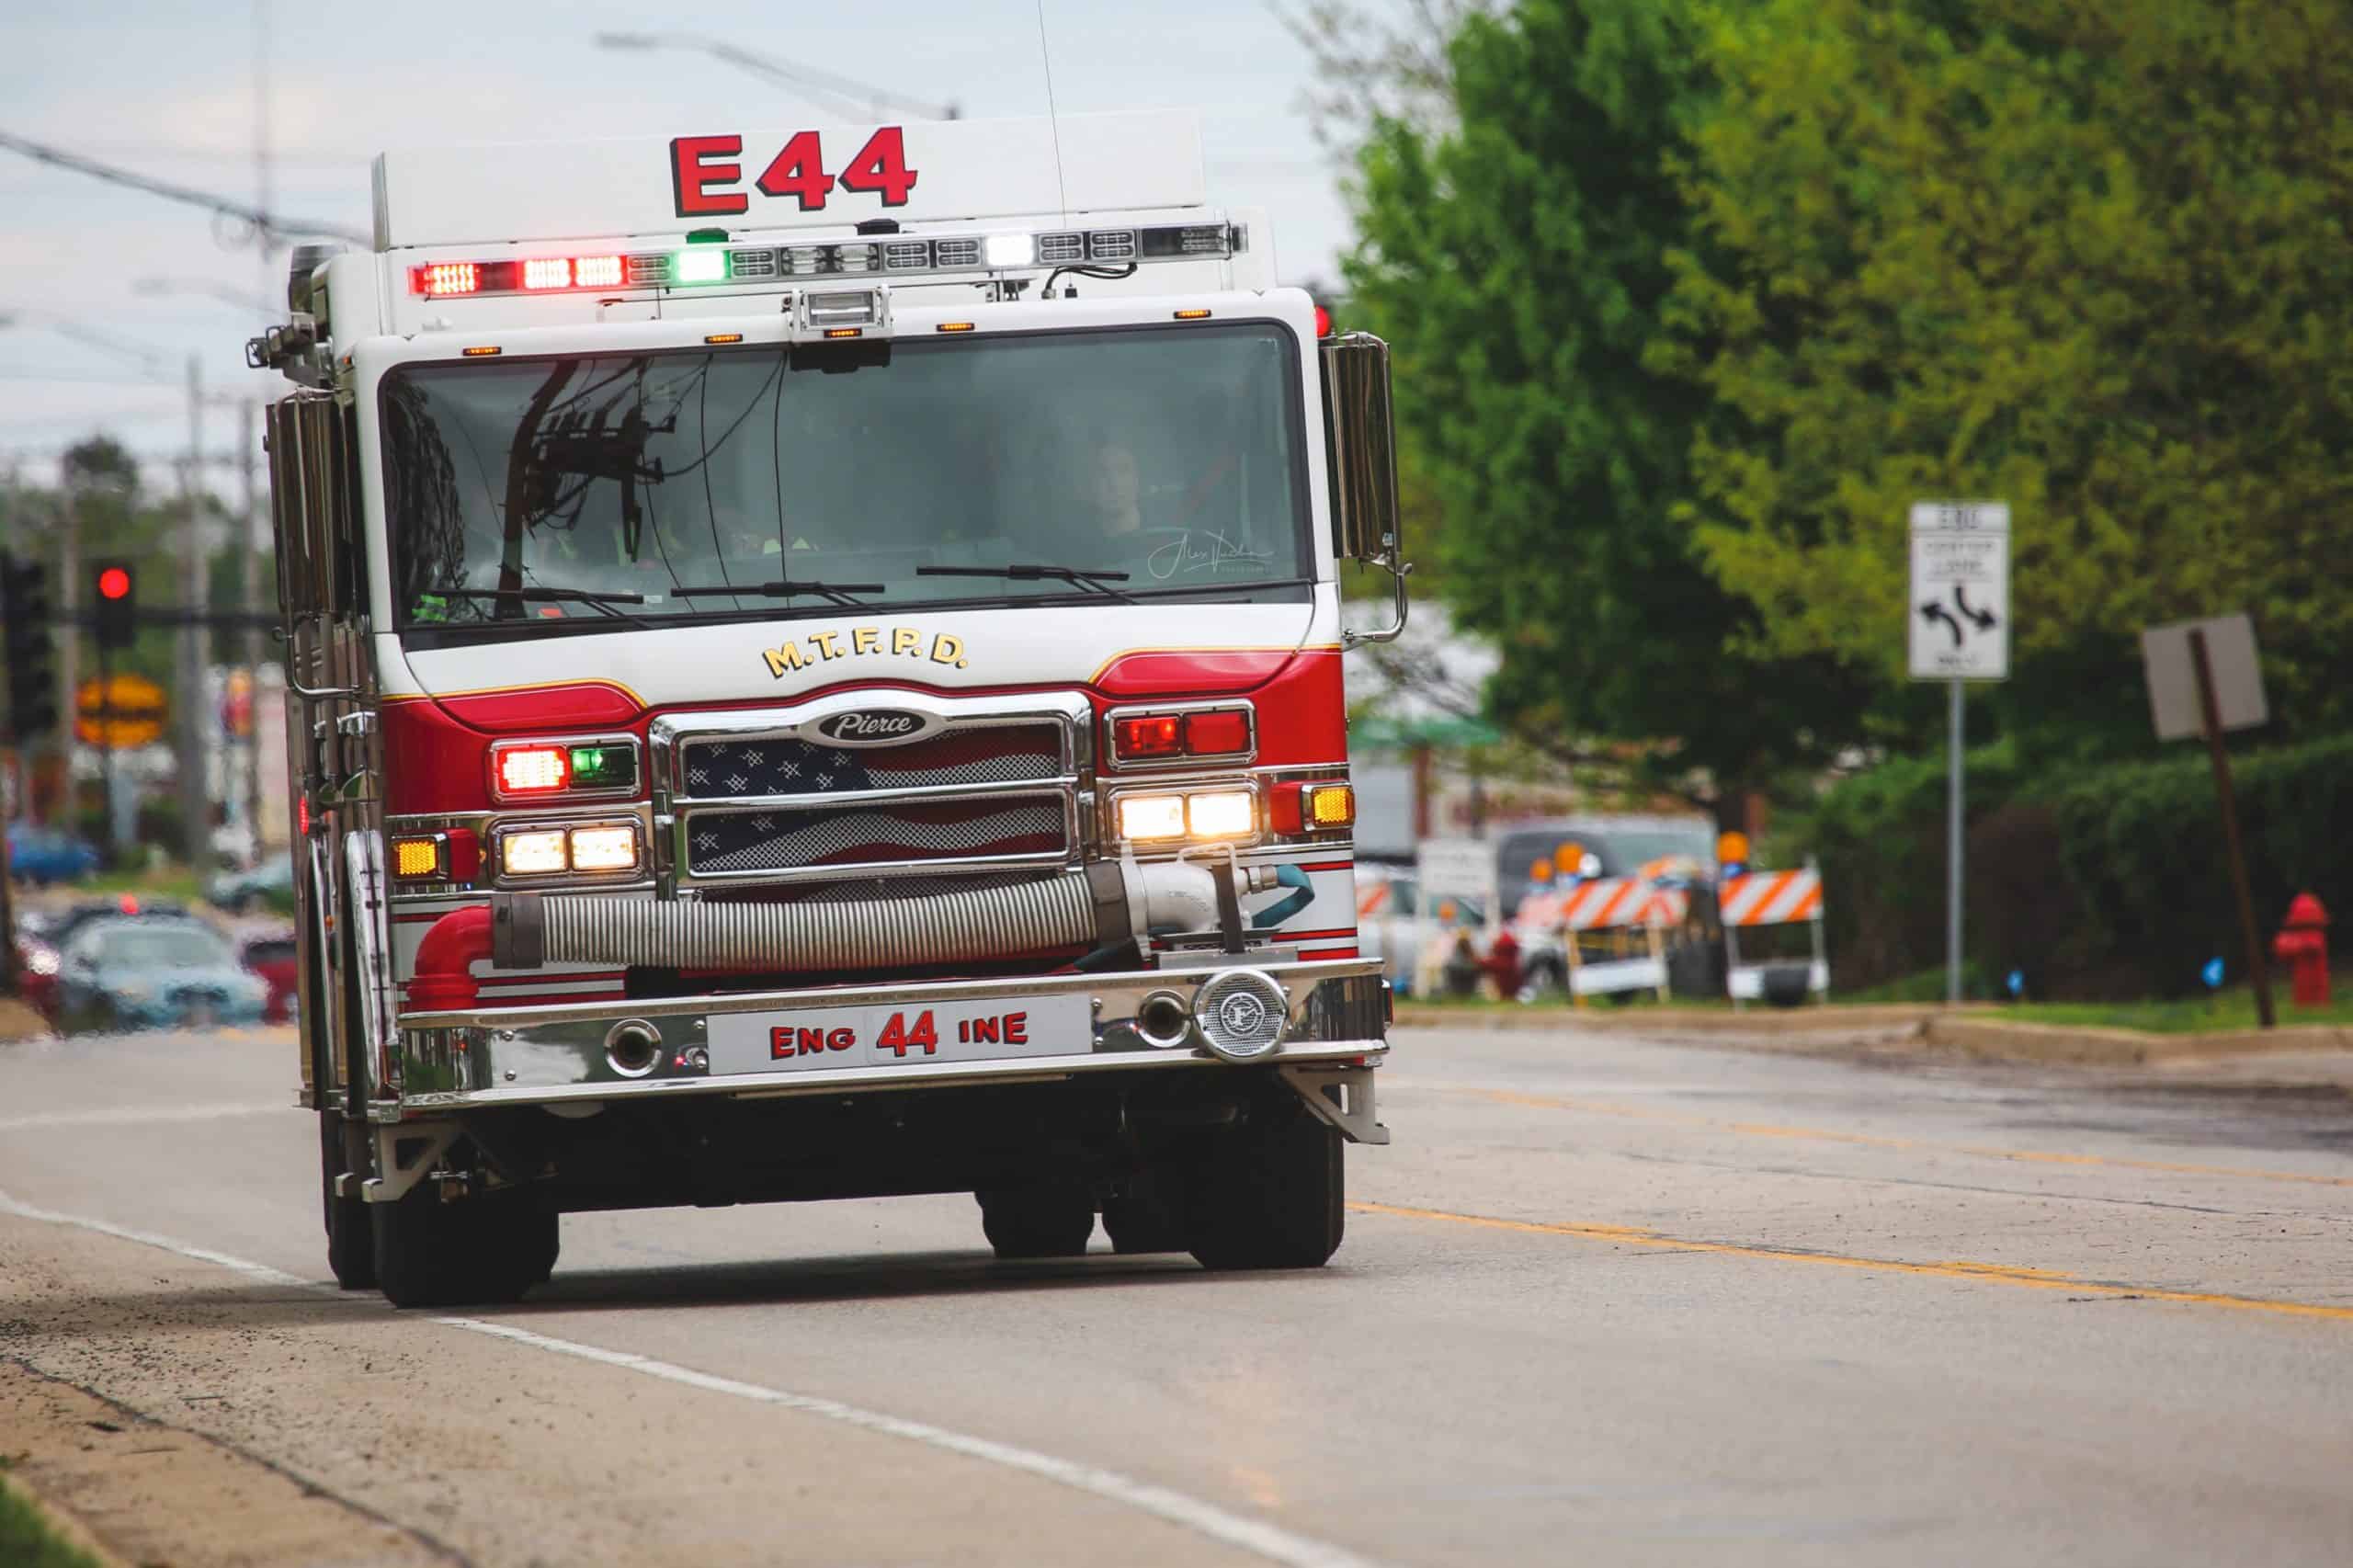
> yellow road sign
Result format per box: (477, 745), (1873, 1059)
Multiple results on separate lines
(75, 672), (167, 748)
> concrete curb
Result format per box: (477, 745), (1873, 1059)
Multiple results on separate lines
(1393, 1003), (1962, 1036)
(1392, 1001), (2353, 1069)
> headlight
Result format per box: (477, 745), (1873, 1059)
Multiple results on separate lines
(1117, 790), (1257, 844)
(25, 947), (59, 977)
(568, 825), (640, 872)
(1117, 794), (1188, 842)
(1185, 790), (1255, 838)
(502, 829), (569, 876)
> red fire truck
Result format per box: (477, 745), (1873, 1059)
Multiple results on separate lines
(249, 111), (1404, 1307)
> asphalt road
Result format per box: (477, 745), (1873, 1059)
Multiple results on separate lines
(4, 1022), (2351, 1566)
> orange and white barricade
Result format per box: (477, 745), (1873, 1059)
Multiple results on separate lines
(1514, 879), (1688, 1001)
(1718, 865), (1829, 1005)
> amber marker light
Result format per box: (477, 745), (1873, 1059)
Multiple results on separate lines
(1305, 783), (1357, 828)
(391, 835), (447, 880)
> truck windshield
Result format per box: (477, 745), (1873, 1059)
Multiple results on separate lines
(382, 322), (1312, 639)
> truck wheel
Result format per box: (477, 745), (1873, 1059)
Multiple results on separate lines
(1102, 1165), (1188, 1255)
(976, 1183), (1095, 1259)
(320, 1116), (375, 1290)
(1186, 1097), (1344, 1271)
(372, 1187), (557, 1309)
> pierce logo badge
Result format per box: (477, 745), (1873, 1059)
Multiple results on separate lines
(812, 709), (938, 747)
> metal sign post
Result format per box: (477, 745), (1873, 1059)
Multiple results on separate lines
(1909, 502), (2011, 1006)
(2140, 612), (2273, 1028)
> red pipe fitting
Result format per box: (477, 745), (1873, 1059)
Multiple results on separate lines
(409, 904), (494, 1012)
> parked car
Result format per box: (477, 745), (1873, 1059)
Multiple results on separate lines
(205, 855), (295, 915)
(6, 823), (100, 885)
(13, 898), (205, 1021)
(233, 924), (301, 1024)
(54, 918), (268, 1033)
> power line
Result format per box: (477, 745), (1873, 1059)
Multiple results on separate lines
(593, 33), (960, 120)
(0, 128), (368, 246)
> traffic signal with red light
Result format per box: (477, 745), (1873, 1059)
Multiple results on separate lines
(2, 552), (58, 740)
(92, 558), (136, 651)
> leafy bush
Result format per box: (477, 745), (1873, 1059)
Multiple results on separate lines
(1778, 733), (2353, 998)
(2040, 735), (2353, 996)
(1766, 740), (2025, 994)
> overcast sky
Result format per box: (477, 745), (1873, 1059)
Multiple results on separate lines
(0, 1), (1357, 491)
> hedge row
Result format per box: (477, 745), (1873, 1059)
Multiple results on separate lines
(1782, 733), (2353, 999)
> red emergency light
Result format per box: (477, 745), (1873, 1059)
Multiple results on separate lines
(495, 744), (572, 796)
(413, 256), (626, 298)
(1108, 708), (1254, 765)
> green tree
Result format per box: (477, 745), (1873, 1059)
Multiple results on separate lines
(1340, 0), (1870, 824)
(1666, 0), (2353, 754)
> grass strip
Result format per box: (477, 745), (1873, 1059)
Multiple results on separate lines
(0, 1471), (105, 1568)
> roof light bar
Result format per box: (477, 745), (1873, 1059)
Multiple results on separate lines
(404, 223), (1241, 299)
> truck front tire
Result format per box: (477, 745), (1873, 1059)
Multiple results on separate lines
(372, 1187), (558, 1309)
(1186, 1096), (1345, 1270)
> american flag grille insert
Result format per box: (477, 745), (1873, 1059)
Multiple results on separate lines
(686, 795), (1068, 874)
(679, 723), (1063, 800)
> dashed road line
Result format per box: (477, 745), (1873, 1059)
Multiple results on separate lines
(1399, 1081), (2353, 1190)
(1350, 1199), (2353, 1323)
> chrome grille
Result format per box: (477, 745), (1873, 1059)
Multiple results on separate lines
(680, 724), (1062, 799)
(686, 795), (1067, 875)
(656, 698), (1087, 887)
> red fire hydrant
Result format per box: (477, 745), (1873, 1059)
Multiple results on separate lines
(1481, 927), (1524, 1002)
(2272, 893), (2331, 1009)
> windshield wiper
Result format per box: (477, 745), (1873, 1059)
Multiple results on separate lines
(916, 563), (1136, 604)
(433, 586), (653, 630)
(671, 580), (885, 608)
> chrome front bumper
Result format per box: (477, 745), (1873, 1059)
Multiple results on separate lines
(384, 959), (1387, 1119)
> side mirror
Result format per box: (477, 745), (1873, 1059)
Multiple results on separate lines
(1320, 331), (1412, 647)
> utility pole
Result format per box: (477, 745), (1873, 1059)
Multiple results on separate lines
(248, 0), (275, 867)
(178, 354), (212, 869)
(55, 482), (79, 824)
(240, 403), (266, 865)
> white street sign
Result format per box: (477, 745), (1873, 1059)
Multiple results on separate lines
(2141, 613), (2268, 742)
(1908, 501), (2010, 680)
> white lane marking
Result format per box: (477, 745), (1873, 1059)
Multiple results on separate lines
(0, 1192), (308, 1287)
(0, 1103), (284, 1132)
(0, 1189), (1381, 1568)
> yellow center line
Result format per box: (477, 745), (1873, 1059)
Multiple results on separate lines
(1416, 1084), (2353, 1190)
(1347, 1201), (2353, 1323)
